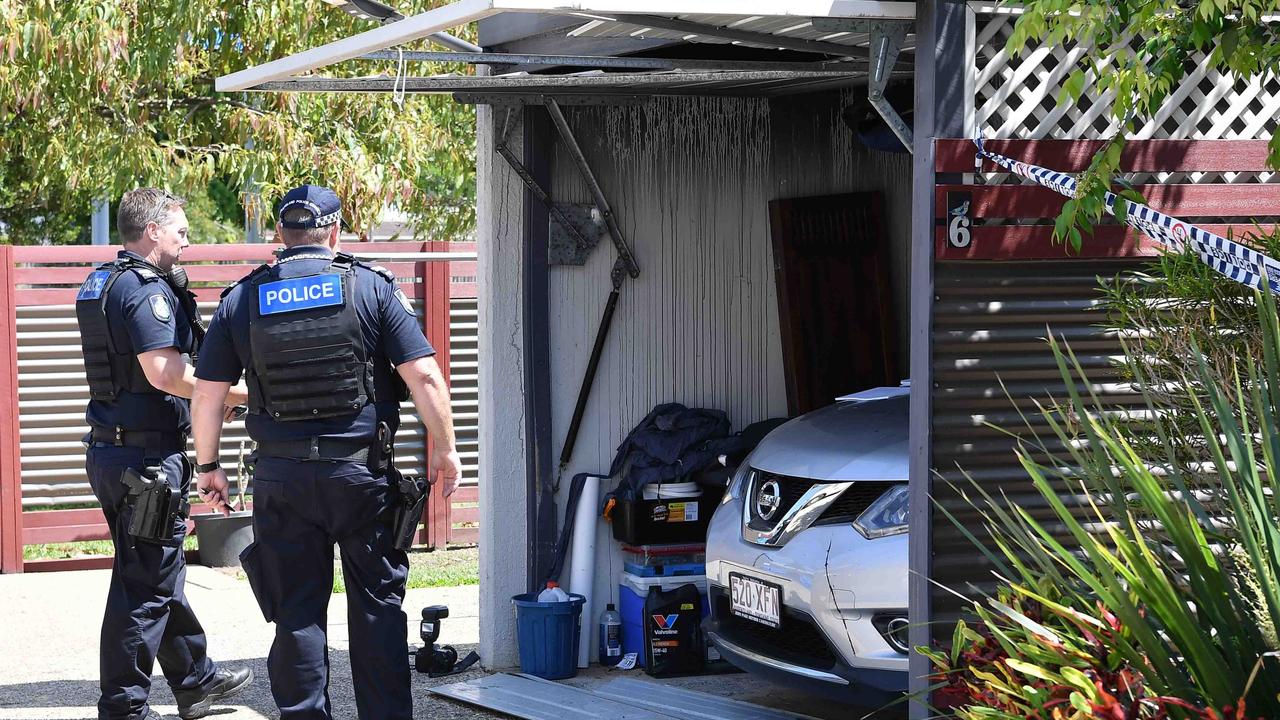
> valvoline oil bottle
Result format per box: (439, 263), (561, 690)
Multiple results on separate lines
(599, 603), (622, 666)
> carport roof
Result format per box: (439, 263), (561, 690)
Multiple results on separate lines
(215, 0), (917, 98)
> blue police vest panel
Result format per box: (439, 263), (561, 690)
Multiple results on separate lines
(78, 270), (111, 301)
(258, 274), (344, 315)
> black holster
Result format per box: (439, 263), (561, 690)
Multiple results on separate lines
(379, 422), (428, 551)
(391, 470), (429, 552)
(122, 462), (188, 544)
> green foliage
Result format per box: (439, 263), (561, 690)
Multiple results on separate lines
(0, 0), (477, 243)
(1102, 228), (1280, 474)
(928, 290), (1280, 717)
(1008, 0), (1280, 249)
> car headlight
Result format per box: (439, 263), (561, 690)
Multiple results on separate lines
(723, 464), (753, 506)
(854, 484), (909, 539)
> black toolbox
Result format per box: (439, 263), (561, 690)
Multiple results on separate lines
(610, 486), (724, 545)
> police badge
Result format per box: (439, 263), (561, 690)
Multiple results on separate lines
(150, 295), (173, 322)
(395, 289), (416, 317)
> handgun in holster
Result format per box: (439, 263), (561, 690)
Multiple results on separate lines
(376, 422), (430, 552)
(122, 463), (188, 544)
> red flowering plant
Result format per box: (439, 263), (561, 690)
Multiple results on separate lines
(919, 291), (1280, 719)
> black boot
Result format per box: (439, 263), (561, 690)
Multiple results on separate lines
(174, 667), (253, 720)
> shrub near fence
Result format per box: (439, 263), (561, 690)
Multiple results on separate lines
(0, 241), (479, 573)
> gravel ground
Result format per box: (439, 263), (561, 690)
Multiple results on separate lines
(0, 566), (902, 719)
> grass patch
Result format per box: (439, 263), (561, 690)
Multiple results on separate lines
(24, 535), (198, 560)
(332, 545), (478, 594)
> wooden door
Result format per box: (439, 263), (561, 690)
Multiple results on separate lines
(769, 192), (898, 416)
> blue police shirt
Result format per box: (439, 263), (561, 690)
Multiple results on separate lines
(194, 245), (435, 443)
(84, 251), (195, 434)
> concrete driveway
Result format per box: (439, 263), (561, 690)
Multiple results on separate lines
(0, 566), (901, 720)
(0, 565), (497, 720)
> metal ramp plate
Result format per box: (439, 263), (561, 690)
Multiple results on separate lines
(429, 674), (681, 720)
(594, 677), (825, 720)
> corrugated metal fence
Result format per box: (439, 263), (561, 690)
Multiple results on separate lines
(0, 241), (479, 572)
(928, 138), (1277, 639)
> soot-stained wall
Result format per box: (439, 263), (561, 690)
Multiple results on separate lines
(519, 91), (912, 660)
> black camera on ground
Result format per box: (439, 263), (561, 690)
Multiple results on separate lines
(412, 605), (480, 678)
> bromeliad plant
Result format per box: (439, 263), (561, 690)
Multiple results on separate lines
(924, 289), (1280, 718)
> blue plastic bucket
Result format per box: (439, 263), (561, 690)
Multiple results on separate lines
(512, 592), (586, 680)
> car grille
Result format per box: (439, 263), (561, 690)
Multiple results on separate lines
(712, 590), (839, 670)
(746, 471), (819, 531)
(814, 481), (898, 525)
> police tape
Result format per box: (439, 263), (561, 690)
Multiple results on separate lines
(973, 137), (1280, 294)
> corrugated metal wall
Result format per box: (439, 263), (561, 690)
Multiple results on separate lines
(928, 258), (1148, 626)
(18, 297), (480, 506)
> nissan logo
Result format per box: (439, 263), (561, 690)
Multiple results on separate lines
(755, 479), (783, 521)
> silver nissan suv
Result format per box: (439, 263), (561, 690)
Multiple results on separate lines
(704, 385), (909, 704)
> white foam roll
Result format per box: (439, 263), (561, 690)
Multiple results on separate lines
(570, 475), (600, 668)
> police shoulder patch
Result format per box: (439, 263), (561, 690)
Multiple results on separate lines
(150, 294), (173, 323)
(395, 289), (416, 317)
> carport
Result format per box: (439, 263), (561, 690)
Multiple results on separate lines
(212, 1), (968, 715)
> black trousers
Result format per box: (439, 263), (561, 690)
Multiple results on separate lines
(240, 457), (411, 720)
(86, 445), (217, 720)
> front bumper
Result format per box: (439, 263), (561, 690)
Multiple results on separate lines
(704, 584), (906, 699)
(704, 491), (909, 700)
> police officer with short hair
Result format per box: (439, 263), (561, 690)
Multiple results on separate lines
(76, 188), (253, 720)
(190, 185), (462, 720)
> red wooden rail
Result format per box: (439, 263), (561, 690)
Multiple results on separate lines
(936, 139), (1275, 174)
(2, 240), (478, 573)
(0, 246), (22, 574)
(933, 139), (1279, 261)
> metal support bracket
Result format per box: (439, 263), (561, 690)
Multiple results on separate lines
(544, 98), (641, 284)
(867, 22), (914, 154)
(549, 203), (608, 266)
(493, 107), (599, 260)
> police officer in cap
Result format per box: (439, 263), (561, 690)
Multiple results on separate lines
(190, 185), (462, 720)
(75, 188), (253, 720)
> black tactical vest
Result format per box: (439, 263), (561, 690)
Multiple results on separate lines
(245, 252), (401, 422)
(75, 256), (198, 402)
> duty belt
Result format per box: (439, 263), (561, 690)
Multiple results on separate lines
(90, 426), (187, 453)
(255, 436), (373, 463)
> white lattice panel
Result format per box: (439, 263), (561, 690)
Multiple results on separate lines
(974, 11), (1280, 143)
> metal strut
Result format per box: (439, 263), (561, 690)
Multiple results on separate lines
(543, 99), (639, 487)
(494, 107), (596, 254)
(868, 22), (914, 153)
(544, 99), (640, 287)
(491, 102), (641, 489)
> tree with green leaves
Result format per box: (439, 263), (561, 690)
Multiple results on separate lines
(1008, 0), (1280, 250)
(0, 0), (476, 244)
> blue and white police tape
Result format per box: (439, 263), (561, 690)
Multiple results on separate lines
(973, 137), (1280, 295)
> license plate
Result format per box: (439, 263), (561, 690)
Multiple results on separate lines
(729, 573), (781, 628)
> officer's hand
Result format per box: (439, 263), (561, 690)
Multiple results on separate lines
(430, 448), (463, 498)
(222, 405), (239, 423)
(196, 468), (233, 517)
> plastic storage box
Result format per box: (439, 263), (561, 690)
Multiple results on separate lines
(610, 486), (723, 545)
(621, 543), (706, 578)
(618, 571), (708, 668)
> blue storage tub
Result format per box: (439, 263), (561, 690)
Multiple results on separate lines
(512, 592), (586, 680)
